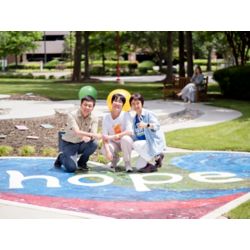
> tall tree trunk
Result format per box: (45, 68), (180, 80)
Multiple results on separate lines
(206, 47), (212, 71)
(72, 31), (82, 82)
(83, 31), (90, 80)
(158, 47), (163, 73)
(186, 31), (193, 77)
(101, 42), (105, 74)
(225, 32), (239, 66)
(15, 54), (18, 68)
(165, 32), (173, 83)
(179, 31), (185, 77)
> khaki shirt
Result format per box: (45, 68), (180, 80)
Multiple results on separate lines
(62, 108), (98, 143)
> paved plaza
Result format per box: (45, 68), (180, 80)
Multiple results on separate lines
(0, 95), (249, 218)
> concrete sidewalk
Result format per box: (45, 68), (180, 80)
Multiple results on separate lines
(0, 96), (243, 218)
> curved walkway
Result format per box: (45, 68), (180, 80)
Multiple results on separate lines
(0, 96), (241, 130)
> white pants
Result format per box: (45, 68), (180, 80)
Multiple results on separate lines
(102, 135), (133, 165)
(133, 140), (153, 170)
(181, 83), (196, 102)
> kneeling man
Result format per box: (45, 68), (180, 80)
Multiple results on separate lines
(54, 95), (101, 172)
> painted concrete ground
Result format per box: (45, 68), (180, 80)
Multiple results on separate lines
(0, 152), (249, 219)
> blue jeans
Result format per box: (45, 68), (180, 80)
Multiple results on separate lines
(59, 139), (98, 172)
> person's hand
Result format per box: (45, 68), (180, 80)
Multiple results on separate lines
(102, 134), (110, 142)
(82, 136), (91, 142)
(106, 151), (113, 161)
(95, 133), (102, 140)
(138, 121), (147, 129)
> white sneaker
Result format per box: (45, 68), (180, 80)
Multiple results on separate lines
(104, 162), (116, 172)
(125, 165), (133, 173)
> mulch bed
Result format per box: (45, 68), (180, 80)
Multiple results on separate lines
(0, 113), (67, 156)
(0, 94), (67, 156)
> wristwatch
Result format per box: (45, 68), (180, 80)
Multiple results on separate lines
(147, 123), (150, 128)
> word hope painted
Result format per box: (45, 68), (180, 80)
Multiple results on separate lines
(6, 170), (242, 192)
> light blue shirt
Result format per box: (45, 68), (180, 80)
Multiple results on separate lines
(132, 108), (167, 158)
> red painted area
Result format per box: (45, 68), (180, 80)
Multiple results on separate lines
(0, 192), (244, 219)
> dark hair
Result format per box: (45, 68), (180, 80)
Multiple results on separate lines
(81, 95), (96, 106)
(129, 93), (144, 106)
(195, 65), (202, 74)
(111, 93), (126, 106)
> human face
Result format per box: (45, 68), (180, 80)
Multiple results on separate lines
(111, 98), (123, 113)
(81, 100), (94, 117)
(131, 99), (143, 114)
(195, 67), (200, 74)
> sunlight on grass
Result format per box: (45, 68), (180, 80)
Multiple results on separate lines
(166, 99), (250, 152)
(226, 200), (250, 219)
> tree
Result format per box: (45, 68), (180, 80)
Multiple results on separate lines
(89, 32), (117, 74)
(186, 31), (193, 77)
(225, 31), (250, 66)
(0, 31), (42, 67)
(72, 31), (82, 82)
(124, 31), (170, 73)
(178, 31), (185, 77)
(83, 31), (90, 81)
(165, 32), (173, 83)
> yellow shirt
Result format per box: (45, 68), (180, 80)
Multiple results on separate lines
(62, 108), (98, 143)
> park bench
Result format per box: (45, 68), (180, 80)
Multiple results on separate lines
(162, 75), (208, 102)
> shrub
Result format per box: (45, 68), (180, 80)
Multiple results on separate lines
(18, 145), (36, 156)
(48, 75), (55, 79)
(194, 59), (219, 66)
(128, 62), (138, 73)
(44, 59), (60, 69)
(34, 75), (46, 79)
(90, 65), (104, 75)
(138, 60), (155, 74)
(0, 145), (14, 156)
(213, 66), (250, 100)
(41, 147), (57, 157)
(0, 73), (34, 79)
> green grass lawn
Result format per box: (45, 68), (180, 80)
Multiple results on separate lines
(166, 99), (250, 152)
(0, 78), (163, 100)
(225, 200), (250, 219)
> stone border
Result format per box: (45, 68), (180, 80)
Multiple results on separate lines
(202, 192), (250, 219)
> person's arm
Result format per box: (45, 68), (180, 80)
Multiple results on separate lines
(70, 115), (101, 140)
(101, 116), (113, 161)
(194, 74), (204, 85)
(138, 111), (160, 131)
(191, 74), (196, 82)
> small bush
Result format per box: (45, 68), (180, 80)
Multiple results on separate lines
(48, 75), (55, 79)
(213, 65), (250, 100)
(41, 147), (57, 157)
(194, 59), (219, 66)
(18, 145), (36, 156)
(138, 60), (155, 74)
(90, 65), (104, 76)
(44, 59), (60, 69)
(128, 61), (138, 73)
(0, 73), (34, 79)
(0, 145), (14, 156)
(34, 75), (46, 79)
